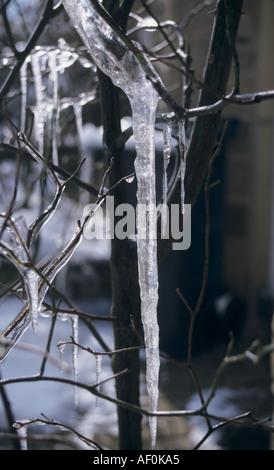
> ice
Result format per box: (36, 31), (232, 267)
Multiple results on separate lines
(58, 342), (66, 373)
(73, 102), (92, 202)
(31, 51), (45, 155)
(13, 421), (28, 450)
(20, 59), (29, 133)
(25, 268), (40, 333)
(62, 0), (161, 447)
(0, 137), (86, 360)
(20, 40), (95, 168)
(95, 354), (102, 407)
(48, 50), (59, 166)
(0, 214), (40, 334)
(178, 120), (186, 214)
(73, 102), (84, 160)
(71, 314), (79, 405)
(0, 220), (84, 361)
(162, 121), (173, 226)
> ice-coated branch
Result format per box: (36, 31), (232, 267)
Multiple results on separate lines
(14, 414), (103, 450)
(0, 0), (63, 105)
(116, 89), (274, 149)
(1, 370), (274, 434)
(0, 131), (139, 360)
(84, 0), (184, 118)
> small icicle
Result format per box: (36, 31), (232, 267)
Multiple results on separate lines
(31, 50), (45, 155)
(48, 50), (59, 166)
(20, 59), (28, 133)
(73, 102), (84, 156)
(178, 120), (186, 215)
(58, 342), (66, 373)
(162, 121), (172, 227)
(73, 101), (91, 203)
(71, 314), (79, 405)
(13, 422), (28, 451)
(125, 175), (135, 184)
(95, 353), (102, 407)
(25, 268), (40, 333)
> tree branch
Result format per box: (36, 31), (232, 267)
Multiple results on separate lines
(0, 0), (63, 105)
(158, 0), (244, 263)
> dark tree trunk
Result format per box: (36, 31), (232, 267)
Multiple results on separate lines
(98, 0), (243, 450)
(158, 0), (243, 263)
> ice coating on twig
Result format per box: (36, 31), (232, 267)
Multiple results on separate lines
(95, 353), (102, 407)
(62, 0), (161, 447)
(13, 421), (29, 451)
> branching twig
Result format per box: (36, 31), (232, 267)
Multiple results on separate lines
(14, 413), (104, 450)
(0, 0), (63, 105)
(203, 339), (274, 411)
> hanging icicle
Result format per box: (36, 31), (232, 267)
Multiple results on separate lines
(71, 314), (79, 405)
(178, 120), (187, 215)
(95, 353), (102, 407)
(62, 0), (163, 447)
(13, 421), (29, 451)
(48, 49), (60, 166)
(31, 50), (45, 155)
(162, 121), (173, 228)
(20, 59), (29, 133)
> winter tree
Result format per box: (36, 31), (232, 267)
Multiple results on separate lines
(0, 0), (273, 450)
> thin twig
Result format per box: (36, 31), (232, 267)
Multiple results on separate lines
(0, 0), (63, 104)
(58, 336), (143, 359)
(14, 413), (104, 450)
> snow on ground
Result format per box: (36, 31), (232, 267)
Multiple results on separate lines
(0, 295), (118, 448)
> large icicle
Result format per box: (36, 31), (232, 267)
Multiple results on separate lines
(62, 0), (161, 447)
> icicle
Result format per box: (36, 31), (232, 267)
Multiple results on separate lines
(70, 314), (79, 405)
(0, 215), (40, 333)
(58, 342), (66, 373)
(131, 90), (160, 449)
(162, 121), (173, 227)
(24, 269), (40, 333)
(125, 175), (135, 184)
(0, 218), (83, 361)
(62, 0), (162, 447)
(95, 353), (102, 407)
(73, 102), (88, 193)
(31, 50), (45, 155)
(48, 50), (59, 166)
(178, 120), (186, 215)
(20, 59), (28, 133)
(73, 102), (94, 204)
(73, 102), (84, 155)
(13, 421), (28, 450)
